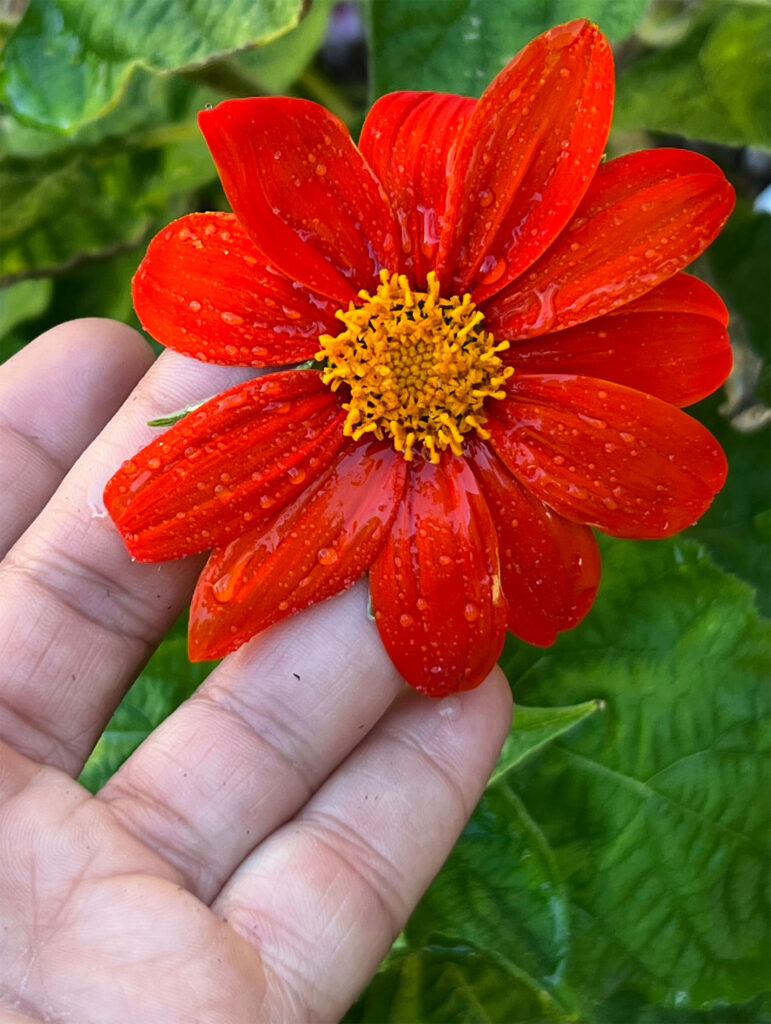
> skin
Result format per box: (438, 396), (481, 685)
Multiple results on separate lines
(0, 319), (512, 1024)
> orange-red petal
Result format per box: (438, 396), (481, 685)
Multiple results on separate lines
(188, 440), (406, 661)
(468, 439), (600, 645)
(485, 149), (735, 339)
(104, 371), (346, 561)
(359, 91), (475, 287)
(507, 274), (732, 407)
(435, 20), (613, 301)
(488, 373), (727, 538)
(132, 213), (338, 367)
(198, 98), (401, 305)
(369, 454), (508, 697)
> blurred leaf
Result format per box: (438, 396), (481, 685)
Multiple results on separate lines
(686, 392), (771, 615)
(347, 947), (559, 1023)
(615, 3), (771, 147)
(0, 0), (305, 132)
(79, 618), (216, 792)
(706, 203), (771, 399)
(0, 277), (52, 360)
(684, 204), (771, 613)
(1, 152), (148, 281)
(594, 989), (771, 1023)
(367, 0), (650, 97)
(0, 67), (198, 158)
(238, 0), (334, 93)
(0, 129), (216, 282)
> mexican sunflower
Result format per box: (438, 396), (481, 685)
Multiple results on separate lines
(105, 19), (735, 697)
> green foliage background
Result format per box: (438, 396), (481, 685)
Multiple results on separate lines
(1, 0), (769, 1020)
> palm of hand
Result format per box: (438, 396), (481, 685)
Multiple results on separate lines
(0, 320), (510, 1024)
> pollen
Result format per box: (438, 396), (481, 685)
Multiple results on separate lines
(316, 270), (513, 463)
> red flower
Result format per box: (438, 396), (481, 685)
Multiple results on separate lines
(105, 20), (734, 697)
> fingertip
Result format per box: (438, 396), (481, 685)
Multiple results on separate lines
(32, 317), (155, 379)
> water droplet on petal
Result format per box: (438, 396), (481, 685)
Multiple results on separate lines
(463, 602), (480, 622)
(478, 253), (507, 286)
(317, 547), (339, 566)
(221, 311), (244, 326)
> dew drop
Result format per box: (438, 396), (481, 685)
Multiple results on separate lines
(213, 572), (239, 603)
(478, 253), (507, 286)
(463, 602), (480, 622)
(188, 299), (202, 312)
(317, 547), (339, 566)
(221, 311), (244, 326)
(478, 188), (495, 208)
(399, 613), (414, 627)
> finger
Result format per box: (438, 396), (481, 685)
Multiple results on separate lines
(0, 324), (252, 775)
(0, 319), (154, 559)
(213, 670), (513, 1022)
(99, 581), (404, 902)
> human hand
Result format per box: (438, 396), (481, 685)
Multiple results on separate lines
(0, 319), (512, 1023)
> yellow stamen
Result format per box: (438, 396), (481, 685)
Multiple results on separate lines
(316, 270), (513, 464)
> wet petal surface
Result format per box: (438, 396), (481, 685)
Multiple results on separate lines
(199, 98), (400, 305)
(507, 274), (732, 407)
(189, 440), (406, 660)
(132, 213), (338, 367)
(436, 20), (613, 302)
(104, 372), (346, 561)
(485, 149), (735, 339)
(359, 91), (475, 287)
(370, 454), (508, 696)
(488, 373), (727, 538)
(469, 439), (600, 645)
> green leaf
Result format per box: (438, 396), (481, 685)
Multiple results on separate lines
(79, 618), (217, 792)
(505, 538), (771, 1011)
(0, 277), (52, 361)
(237, 0), (335, 94)
(492, 700), (602, 782)
(684, 204), (771, 613)
(0, 0), (305, 132)
(686, 392), (771, 616)
(614, 3), (771, 147)
(367, 0), (650, 98)
(347, 947), (558, 1023)
(0, 126), (217, 283)
(705, 203), (771, 404)
(0, 151), (153, 282)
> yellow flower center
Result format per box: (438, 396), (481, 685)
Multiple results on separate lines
(316, 270), (513, 463)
